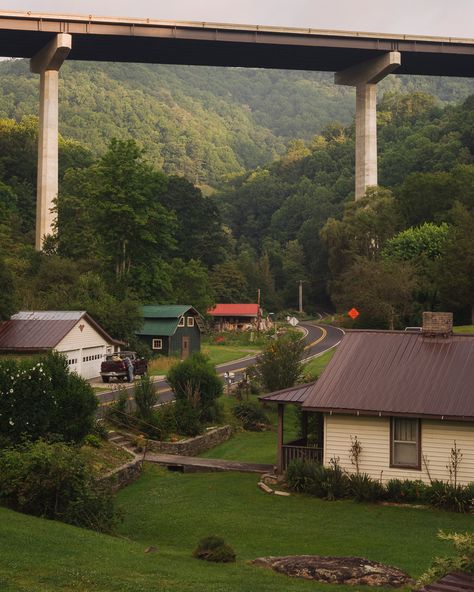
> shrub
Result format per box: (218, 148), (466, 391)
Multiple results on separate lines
(193, 536), (236, 563)
(385, 479), (428, 503)
(90, 419), (109, 441)
(167, 353), (223, 423)
(232, 401), (268, 431)
(348, 473), (385, 502)
(425, 480), (474, 513)
(286, 459), (349, 500)
(0, 352), (97, 447)
(174, 399), (202, 437)
(256, 333), (304, 392)
(134, 374), (157, 420)
(417, 531), (474, 588)
(84, 434), (102, 448)
(0, 441), (119, 533)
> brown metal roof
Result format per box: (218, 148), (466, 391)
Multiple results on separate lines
(0, 319), (77, 350)
(301, 331), (474, 421)
(259, 382), (317, 404)
(417, 571), (474, 592)
(0, 311), (123, 350)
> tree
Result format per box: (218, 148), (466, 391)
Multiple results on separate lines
(256, 333), (305, 392)
(168, 259), (215, 315)
(211, 260), (250, 303)
(332, 258), (418, 329)
(382, 223), (450, 312)
(438, 203), (474, 323)
(167, 353), (223, 423)
(0, 256), (16, 319)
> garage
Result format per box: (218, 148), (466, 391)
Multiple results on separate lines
(80, 346), (106, 380)
(0, 311), (123, 381)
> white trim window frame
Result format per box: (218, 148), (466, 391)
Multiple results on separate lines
(152, 338), (163, 350)
(187, 316), (195, 327)
(178, 316), (185, 327)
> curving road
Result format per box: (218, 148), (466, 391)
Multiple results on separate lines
(96, 322), (344, 410)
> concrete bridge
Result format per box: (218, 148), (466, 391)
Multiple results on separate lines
(1, 10), (473, 248)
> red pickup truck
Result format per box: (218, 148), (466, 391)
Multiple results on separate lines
(100, 351), (148, 383)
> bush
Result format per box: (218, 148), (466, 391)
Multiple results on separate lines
(232, 401), (268, 431)
(286, 459), (349, 500)
(134, 374), (157, 420)
(84, 434), (102, 448)
(385, 479), (428, 503)
(174, 400), (202, 437)
(256, 333), (304, 392)
(0, 441), (119, 533)
(417, 531), (474, 588)
(425, 480), (474, 513)
(167, 353), (223, 423)
(348, 473), (385, 502)
(0, 352), (97, 448)
(193, 535), (236, 563)
(90, 419), (109, 441)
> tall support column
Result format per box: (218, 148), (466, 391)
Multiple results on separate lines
(30, 33), (71, 250)
(335, 52), (401, 200)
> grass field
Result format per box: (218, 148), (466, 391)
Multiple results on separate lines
(1, 466), (472, 592)
(454, 325), (474, 334)
(148, 345), (260, 376)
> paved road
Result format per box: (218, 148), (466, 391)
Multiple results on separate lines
(96, 322), (343, 410)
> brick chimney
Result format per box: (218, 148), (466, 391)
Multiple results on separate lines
(422, 312), (453, 337)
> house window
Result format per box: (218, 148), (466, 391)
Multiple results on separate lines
(187, 317), (195, 327)
(178, 316), (185, 327)
(391, 418), (421, 469)
(152, 339), (163, 350)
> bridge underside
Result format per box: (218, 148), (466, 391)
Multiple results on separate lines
(1, 12), (473, 249)
(0, 16), (473, 76)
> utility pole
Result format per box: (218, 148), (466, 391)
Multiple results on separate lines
(298, 280), (304, 314)
(256, 288), (261, 336)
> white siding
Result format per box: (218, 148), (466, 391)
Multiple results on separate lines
(56, 319), (110, 352)
(55, 319), (114, 379)
(324, 414), (474, 486)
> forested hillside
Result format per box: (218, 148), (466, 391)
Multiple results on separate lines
(0, 56), (473, 335)
(0, 59), (473, 185)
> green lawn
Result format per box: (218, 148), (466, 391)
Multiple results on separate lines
(1, 467), (472, 591)
(302, 348), (336, 379)
(202, 344), (259, 366)
(454, 325), (474, 334)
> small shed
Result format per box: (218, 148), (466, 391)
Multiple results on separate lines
(0, 311), (122, 380)
(207, 303), (263, 331)
(137, 305), (203, 358)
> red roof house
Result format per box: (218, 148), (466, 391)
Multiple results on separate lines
(207, 303), (261, 331)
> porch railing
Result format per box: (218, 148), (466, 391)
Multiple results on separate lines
(282, 438), (323, 471)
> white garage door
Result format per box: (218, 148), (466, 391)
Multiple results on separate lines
(64, 349), (81, 376)
(81, 346), (106, 380)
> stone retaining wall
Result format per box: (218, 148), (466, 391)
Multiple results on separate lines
(102, 457), (143, 492)
(147, 425), (233, 456)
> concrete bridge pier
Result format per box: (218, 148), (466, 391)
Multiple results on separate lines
(335, 52), (401, 200)
(30, 33), (71, 250)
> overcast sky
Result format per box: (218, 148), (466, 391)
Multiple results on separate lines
(1, 0), (473, 38)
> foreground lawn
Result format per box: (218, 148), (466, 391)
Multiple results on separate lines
(202, 344), (259, 366)
(0, 467), (472, 592)
(454, 325), (474, 334)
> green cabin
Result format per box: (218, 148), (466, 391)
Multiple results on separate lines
(137, 305), (203, 358)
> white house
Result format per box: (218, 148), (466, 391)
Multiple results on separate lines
(0, 311), (122, 380)
(261, 313), (474, 486)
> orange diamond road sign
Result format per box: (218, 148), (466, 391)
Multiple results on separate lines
(348, 308), (360, 320)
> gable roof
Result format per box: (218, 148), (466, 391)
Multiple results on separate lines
(208, 303), (259, 317)
(301, 331), (474, 421)
(259, 382), (316, 405)
(138, 305), (202, 337)
(0, 311), (122, 351)
(141, 305), (198, 319)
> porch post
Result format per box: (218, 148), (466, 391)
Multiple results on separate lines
(277, 403), (284, 474)
(301, 410), (308, 440)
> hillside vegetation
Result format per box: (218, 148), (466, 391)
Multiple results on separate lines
(0, 59), (473, 185)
